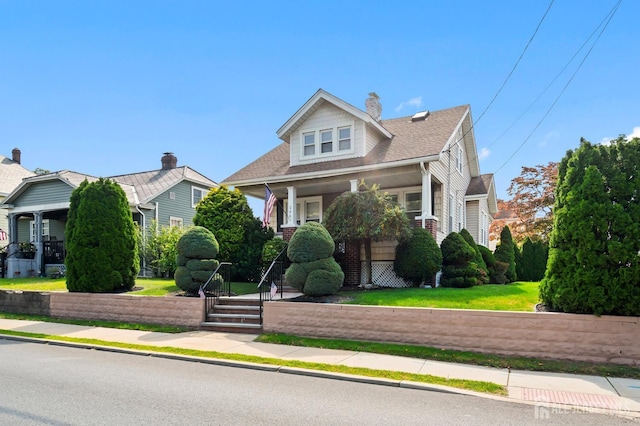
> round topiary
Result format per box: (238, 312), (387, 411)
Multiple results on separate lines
(176, 226), (219, 259)
(186, 258), (219, 272)
(394, 227), (442, 287)
(284, 263), (307, 292)
(304, 267), (344, 296)
(287, 222), (335, 263)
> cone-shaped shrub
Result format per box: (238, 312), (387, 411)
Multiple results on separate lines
(394, 227), (442, 287)
(440, 232), (478, 288)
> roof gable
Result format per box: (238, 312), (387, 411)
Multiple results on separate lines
(277, 89), (392, 142)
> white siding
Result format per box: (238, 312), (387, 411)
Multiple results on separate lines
(290, 103), (362, 167)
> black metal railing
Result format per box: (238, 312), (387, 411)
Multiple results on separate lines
(43, 240), (66, 265)
(258, 260), (285, 304)
(200, 262), (232, 316)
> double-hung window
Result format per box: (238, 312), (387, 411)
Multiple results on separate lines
(301, 124), (353, 158)
(192, 187), (207, 207)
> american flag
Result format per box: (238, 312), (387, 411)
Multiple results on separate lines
(0, 228), (7, 241)
(262, 185), (277, 228)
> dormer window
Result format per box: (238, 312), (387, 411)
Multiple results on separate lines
(300, 124), (353, 158)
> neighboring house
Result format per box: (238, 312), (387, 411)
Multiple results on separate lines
(223, 89), (497, 287)
(489, 202), (520, 251)
(0, 149), (36, 248)
(0, 152), (217, 278)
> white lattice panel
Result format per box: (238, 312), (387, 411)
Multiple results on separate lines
(360, 261), (411, 288)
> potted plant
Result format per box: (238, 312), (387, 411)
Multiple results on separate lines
(18, 242), (36, 259)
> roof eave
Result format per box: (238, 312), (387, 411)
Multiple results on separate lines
(225, 154), (441, 188)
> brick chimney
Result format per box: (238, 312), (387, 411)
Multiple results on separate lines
(161, 152), (177, 170)
(12, 147), (21, 164)
(365, 92), (382, 121)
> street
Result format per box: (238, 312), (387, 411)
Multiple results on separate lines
(0, 339), (633, 425)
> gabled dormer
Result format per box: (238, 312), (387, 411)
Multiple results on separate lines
(277, 89), (393, 167)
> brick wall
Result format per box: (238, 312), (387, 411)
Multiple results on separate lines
(49, 293), (204, 328)
(263, 302), (640, 365)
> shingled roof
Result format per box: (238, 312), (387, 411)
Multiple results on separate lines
(0, 155), (35, 196)
(466, 174), (494, 196)
(223, 104), (470, 184)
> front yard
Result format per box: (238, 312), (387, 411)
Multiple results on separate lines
(1, 277), (541, 311)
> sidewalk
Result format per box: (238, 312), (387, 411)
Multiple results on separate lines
(1, 318), (639, 419)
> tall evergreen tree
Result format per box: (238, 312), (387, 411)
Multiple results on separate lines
(540, 137), (640, 315)
(65, 178), (139, 292)
(494, 225), (517, 282)
(193, 185), (273, 282)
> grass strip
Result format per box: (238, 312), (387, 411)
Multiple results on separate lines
(0, 328), (505, 396)
(257, 334), (640, 380)
(0, 313), (188, 334)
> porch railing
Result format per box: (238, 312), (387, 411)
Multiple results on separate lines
(43, 240), (66, 265)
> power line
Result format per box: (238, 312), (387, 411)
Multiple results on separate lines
(492, 0), (622, 174)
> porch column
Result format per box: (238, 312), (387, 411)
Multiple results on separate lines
(33, 211), (44, 275)
(7, 213), (18, 257)
(418, 164), (438, 240)
(350, 179), (358, 193)
(282, 186), (298, 241)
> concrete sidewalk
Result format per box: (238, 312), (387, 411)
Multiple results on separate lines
(1, 318), (639, 419)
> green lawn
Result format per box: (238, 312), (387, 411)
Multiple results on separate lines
(343, 281), (540, 311)
(0, 277), (259, 296)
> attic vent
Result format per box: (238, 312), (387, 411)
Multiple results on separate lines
(169, 192), (176, 200)
(411, 110), (430, 122)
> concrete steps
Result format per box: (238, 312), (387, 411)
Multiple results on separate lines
(200, 297), (262, 334)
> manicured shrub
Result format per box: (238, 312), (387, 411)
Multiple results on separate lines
(65, 178), (139, 292)
(175, 226), (220, 295)
(393, 227), (442, 287)
(262, 238), (288, 263)
(284, 222), (344, 296)
(494, 225), (517, 282)
(459, 228), (489, 284)
(440, 232), (478, 288)
(477, 245), (500, 283)
(287, 222), (335, 263)
(518, 237), (548, 281)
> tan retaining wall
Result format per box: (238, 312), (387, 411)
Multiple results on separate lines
(50, 293), (204, 328)
(263, 302), (640, 365)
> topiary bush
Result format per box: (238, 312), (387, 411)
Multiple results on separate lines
(393, 227), (442, 287)
(459, 228), (489, 285)
(440, 232), (478, 288)
(175, 226), (220, 294)
(284, 222), (344, 296)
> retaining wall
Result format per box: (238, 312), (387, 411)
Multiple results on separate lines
(49, 293), (205, 328)
(0, 290), (50, 315)
(263, 302), (640, 365)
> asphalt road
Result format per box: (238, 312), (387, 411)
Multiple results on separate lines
(0, 339), (633, 425)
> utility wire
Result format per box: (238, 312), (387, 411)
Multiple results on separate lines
(492, 0), (622, 174)
(469, 0), (621, 167)
(472, 0), (555, 128)
(444, 0), (555, 154)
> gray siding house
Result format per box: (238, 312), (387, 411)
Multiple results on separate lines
(0, 152), (217, 278)
(0, 149), (35, 245)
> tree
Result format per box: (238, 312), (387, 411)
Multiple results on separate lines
(540, 137), (640, 316)
(139, 220), (186, 278)
(493, 225), (517, 283)
(65, 178), (139, 292)
(490, 162), (558, 243)
(193, 186), (273, 282)
(518, 237), (548, 281)
(323, 182), (411, 286)
(393, 227), (442, 287)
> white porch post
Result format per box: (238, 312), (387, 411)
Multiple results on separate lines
(7, 213), (18, 257)
(350, 179), (358, 193)
(285, 186), (297, 226)
(33, 211), (44, 275)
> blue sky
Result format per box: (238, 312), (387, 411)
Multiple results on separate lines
(2, 1), (637, 216)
